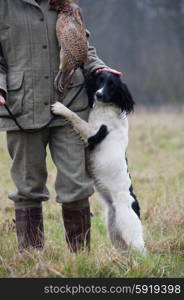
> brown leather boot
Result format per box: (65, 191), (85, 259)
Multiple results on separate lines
(62, 203), (91, 253)
(15, 207), (44, 252)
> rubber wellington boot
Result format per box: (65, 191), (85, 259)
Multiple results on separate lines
(15, 207), (44, 252)
(62, 203), (91, 253)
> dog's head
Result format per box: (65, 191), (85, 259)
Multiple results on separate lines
(86, 72), (135, 115)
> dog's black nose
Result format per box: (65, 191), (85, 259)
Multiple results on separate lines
(96, 91), (103, 100)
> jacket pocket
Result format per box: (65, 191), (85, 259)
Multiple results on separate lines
(7, 71), (24, 116)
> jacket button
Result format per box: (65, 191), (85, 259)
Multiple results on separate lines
(44, 76), (49, 79)
(42, 45), (47, 49)
(44, 102), (49, 105)
(40, 18), (44, 21)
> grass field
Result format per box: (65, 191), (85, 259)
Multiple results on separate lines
(0, 110), (184, 278)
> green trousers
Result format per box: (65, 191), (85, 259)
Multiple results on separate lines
(6, 124), (94, 209)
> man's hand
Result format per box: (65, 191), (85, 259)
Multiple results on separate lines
(96, 68), (123, 77)
(0, 92), (6, 106)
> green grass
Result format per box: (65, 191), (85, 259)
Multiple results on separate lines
(0, 110), (184, 278)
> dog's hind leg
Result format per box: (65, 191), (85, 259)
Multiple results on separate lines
(107, 203), (127, 251)
(112, 192), (146, 253)
(98, 191), (128, 250)
(104, 192), (146, 253)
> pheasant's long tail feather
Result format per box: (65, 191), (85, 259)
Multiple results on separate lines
(54, 68), (75, 102)
(54, 71), (63, 92)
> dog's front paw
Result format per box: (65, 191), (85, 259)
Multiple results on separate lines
(51, 102), (68, 116)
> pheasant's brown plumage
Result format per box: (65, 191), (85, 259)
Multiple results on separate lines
(49, 0), (88, 101)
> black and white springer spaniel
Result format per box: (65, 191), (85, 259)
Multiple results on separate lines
(52, 71), (146, 253)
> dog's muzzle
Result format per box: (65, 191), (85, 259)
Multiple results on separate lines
(95, 90), (104, 102)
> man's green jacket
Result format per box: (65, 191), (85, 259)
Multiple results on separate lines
(0, 0), (106, 131)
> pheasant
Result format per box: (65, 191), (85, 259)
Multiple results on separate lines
(49, 0), (88, 101)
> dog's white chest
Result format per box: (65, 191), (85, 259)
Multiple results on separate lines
(90, 103), (125, 125)
(88, 104), (130, 189)
(88, 104), (128, 145)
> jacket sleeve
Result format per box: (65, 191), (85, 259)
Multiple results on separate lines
(83, 39), (107, 77)
(0, 43), (7, 96)
(76, 5), (107, 77)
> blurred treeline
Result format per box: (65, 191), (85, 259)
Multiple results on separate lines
(80, 0), (184, 106)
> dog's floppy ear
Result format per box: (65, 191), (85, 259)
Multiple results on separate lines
(116, 81), (135, 114)
(85, 73), (98, 108)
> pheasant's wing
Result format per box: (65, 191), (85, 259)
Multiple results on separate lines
(55, 19), (87, 98)
(56, 15), (88, 68)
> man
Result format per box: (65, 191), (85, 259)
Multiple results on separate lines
(0, 0), (119, 253)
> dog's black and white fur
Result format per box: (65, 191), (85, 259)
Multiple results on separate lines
(52, 72), (146, 253)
